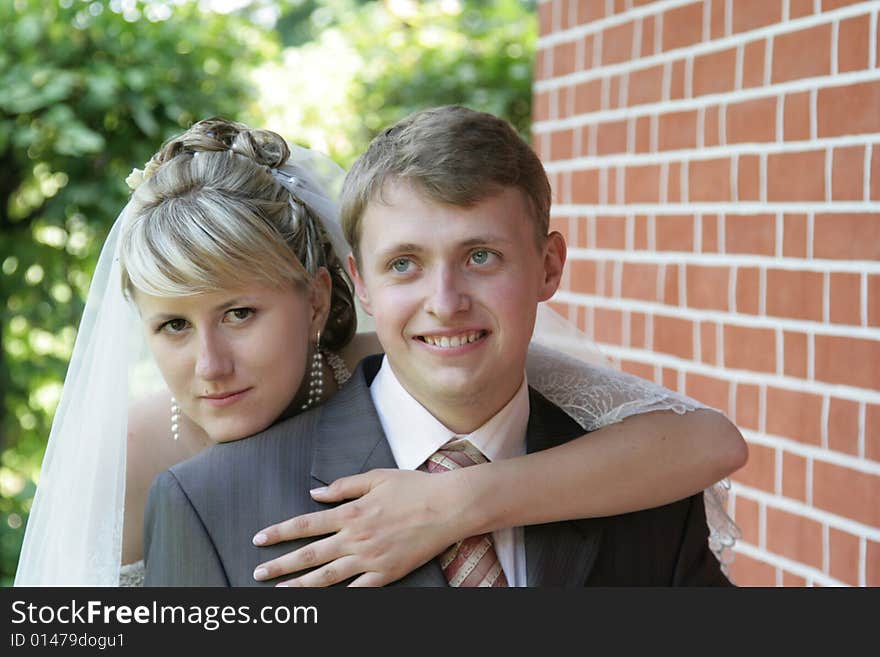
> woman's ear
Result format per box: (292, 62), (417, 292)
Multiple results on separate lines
(309, 267), (333, 335)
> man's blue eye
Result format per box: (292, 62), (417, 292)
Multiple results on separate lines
(471, 250), (490, 265)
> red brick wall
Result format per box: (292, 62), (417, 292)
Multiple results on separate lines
(535, 0), (879, 586)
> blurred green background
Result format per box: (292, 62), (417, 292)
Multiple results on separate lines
(0, 0), (536, 584)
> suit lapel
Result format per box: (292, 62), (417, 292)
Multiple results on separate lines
(310, 355), (446, 587)
(524, 388), (603, 587)
(310, 355), (397, 486)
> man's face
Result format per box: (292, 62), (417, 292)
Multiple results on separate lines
(349, 181), (565, 431)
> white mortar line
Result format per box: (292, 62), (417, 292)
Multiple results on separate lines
(551, 200), (880, 215)
(542, 134), (880, 170)
(823, 271), (831, 323)
(858, 401), (866, 459)
(759, 499), (767, 550)
(536, 68), (880, 132)
(806, 455), (814, 506)
(775, 445), (783, 496)
(776, 326), (785, 375)
(825, 147), (833, 203)
(733, 482), (880, 541)
(810, 88), (818, 141)
(562, 246), (880, 274)
(775, 212), (784, 259)
(871, 8), (878, 71)
(537, 1), (880, 79)
(822, 524), (831, 574)
(821, 394), (830, 450)
(859, 537), (867, 586)
(543, 332), (880, 404)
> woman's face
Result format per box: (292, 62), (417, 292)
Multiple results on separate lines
(135, 276), (328, 443)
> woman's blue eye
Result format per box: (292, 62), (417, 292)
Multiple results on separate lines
(391, 258), (411, 273)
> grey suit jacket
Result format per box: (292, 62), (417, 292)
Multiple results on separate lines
(144, 355), (731, 587)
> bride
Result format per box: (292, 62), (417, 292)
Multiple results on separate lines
(14, 117), (745, 586)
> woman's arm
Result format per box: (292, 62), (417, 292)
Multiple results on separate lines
(253, 406), (745, 587)
(251, 340), (747, 586)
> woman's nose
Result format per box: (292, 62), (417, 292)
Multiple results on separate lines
(194, 331), (234, 380)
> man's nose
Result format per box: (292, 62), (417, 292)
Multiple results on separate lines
(423, 266), (470, 320)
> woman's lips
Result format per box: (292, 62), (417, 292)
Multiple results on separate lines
(200, 388), (252, 407)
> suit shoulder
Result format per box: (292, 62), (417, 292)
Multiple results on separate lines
(166, 407), (322, 495)
(526, 385), (585, 447)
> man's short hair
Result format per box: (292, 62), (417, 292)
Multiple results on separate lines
(340, 105), (551, 258)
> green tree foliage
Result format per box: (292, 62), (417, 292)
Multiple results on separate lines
(258, 0), (536, 166)
(0, 0), (270, 583)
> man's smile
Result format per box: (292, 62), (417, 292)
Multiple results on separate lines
(415, 330), (489, 348)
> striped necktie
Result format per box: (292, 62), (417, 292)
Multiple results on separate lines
(421, 438), (508, 587)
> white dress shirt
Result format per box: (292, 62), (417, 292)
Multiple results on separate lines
(369, 356), (529, 586)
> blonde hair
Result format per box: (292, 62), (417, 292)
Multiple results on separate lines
(340, 105), (551, 259)
(120, 117), (356, 350)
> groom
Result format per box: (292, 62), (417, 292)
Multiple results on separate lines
(144, 106), (730, 586)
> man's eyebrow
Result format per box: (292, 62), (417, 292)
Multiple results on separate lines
(458, 235), (515, 248)
(373, 235), (515, 261)
(373, 243), (425, 259)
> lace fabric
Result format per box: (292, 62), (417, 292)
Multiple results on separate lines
(118, 560), (144, 588)
(524, 341), (740, 572)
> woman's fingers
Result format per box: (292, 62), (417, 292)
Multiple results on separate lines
(347, 572), (388, 588)
(309, 470), (391, 503)
(253, 470), (394, 546)
(252, 508), (343, 548)
(253, 535), (343, 581)
(275, 555), (362, 588)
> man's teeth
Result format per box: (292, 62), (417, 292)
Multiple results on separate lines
(421, 331), (484, 348)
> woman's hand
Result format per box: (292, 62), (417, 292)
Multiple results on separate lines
(251, 467), (472, 587)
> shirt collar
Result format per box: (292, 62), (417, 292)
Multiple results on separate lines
(369, 356), (530, 470)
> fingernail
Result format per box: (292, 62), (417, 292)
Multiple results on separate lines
(275, 582), (289, 588)
(253, 533), (267, 546)
(253, 568), (268, 580)
(310, 486), (328, 496)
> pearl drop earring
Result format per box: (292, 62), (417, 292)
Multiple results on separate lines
(170, 397), (180, 442)
(301, 331), (325, 411)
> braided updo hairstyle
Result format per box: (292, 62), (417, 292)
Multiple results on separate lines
(120, 117), (356, 351)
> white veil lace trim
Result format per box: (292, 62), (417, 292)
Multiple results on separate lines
(14, 140), (737, 586)
(14, 210), (134, 586)
(527, 316), (740, 570)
